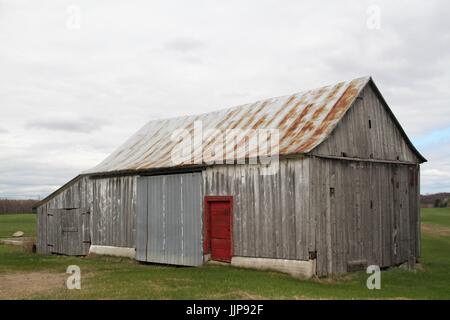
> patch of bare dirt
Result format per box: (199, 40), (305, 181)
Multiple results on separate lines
(234, 290), (268, 300)
(414, 263), (426, 272)
(421, 224), (450, 237)
(0, 272), (67, 299)
(207, 290), (268, 300)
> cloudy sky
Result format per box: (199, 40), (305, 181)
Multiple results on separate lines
(0, 0), (449, 199)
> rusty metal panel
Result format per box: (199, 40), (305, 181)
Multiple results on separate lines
(85, 77), (371, 174)
(136, 173), (203, 266)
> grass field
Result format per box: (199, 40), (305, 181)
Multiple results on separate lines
(0, 209), (449, 299)
(0, 213), (36, 238)
(422, 207), (450, 228)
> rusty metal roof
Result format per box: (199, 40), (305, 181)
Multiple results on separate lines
(85, 76), (373, 174)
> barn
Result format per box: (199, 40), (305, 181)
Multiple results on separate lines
(34, 76), (426, 277)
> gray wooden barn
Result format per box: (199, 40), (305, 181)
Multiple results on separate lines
(34, 76), (426, 277)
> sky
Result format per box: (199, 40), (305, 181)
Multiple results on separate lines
(0, 0), (449, 199)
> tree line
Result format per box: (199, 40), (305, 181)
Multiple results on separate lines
(0, 199), (38, 214)
(420, 193), (450, 208)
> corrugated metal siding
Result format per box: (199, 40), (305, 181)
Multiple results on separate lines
(85, 77), (372, 174)
(181, 173), (203, 264)
(136, 173), (203, 266)
(135, 177), (148, 261)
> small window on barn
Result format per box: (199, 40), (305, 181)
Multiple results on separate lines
(368, 119), (372, 129)
(341, 152), (347, 158)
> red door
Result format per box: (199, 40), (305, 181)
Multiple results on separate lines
(205, 197), (232, 262)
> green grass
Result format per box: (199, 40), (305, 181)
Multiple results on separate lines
(422, 207), (450, 228)
(0, 213), (36, 238)
(0, 209), (449, 299)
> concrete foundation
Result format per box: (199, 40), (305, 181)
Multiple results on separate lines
(89, 245), (135, 259)
(231, 256), (316, 278)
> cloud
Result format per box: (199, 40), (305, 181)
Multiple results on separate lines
(27, 117), (109, 134)
(0, 0), (449, 198)
(417, 136), (450, 194)
(163, 37), (205, 54)
(421, 167), (450, 194)
(0, 127), (8, 134)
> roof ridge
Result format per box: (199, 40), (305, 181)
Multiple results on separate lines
(140, 76), (372, 125)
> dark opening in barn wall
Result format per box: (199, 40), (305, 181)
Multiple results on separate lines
(136, 173), (203, 266)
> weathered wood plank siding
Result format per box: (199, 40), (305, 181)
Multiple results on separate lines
(312, 85), (419, 163)
(91, 176), (137, 248)
(203, 158), (312, 261)
(36, 176), (92, 254)
(310, 82), (421, 276)
(36, 206), (47, 253)
(311, 157), (420, 276)
(37, 175), (137, 254)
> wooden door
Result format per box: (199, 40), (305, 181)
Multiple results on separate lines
(48, 208), (90, 256)
(61, 210), (79, 255)
(204, 197), (233, 262)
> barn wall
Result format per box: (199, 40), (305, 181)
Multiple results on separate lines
(37, 175), (138, 254)
(203, 158), (313, 261)
(311, 157), (420, 276)
(312, 84), (419, 163)
(36, 176), (92, 254)
(91, 176), (137, 248)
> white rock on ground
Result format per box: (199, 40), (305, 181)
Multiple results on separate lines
(12, 231), (24, 238)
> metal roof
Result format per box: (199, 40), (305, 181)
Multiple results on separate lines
(84, 76), (421, 175)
